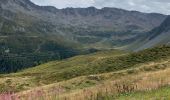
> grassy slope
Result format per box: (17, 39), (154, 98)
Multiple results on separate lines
(0, 49), (125, 92)
(61, 59), (170, 100)
(18, 46), (170, 83)
(16, 52), (170, 100)
(0, 46), (170, 96)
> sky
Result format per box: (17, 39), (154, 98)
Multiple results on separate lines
(30, 0), (170, 15)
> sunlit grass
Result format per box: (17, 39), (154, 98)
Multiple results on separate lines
(0, 46), (170, 99)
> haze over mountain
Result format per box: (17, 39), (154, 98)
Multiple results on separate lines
(0, 0), (169, 73)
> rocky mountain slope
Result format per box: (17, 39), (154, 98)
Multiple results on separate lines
(0, 0), (167, 47)
(136, 16), (170, 51)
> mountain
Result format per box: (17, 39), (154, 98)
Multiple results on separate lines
(0, 0), (166, 46)
(0, 0), (167, 73)
(135, 16), (170, 51)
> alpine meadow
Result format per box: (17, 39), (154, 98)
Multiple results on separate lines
(0, 0), (170, 100)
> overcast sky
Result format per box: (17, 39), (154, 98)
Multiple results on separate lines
(30, 0), (170, 15)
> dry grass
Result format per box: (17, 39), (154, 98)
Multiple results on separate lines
(1, 46), (170, 100)
(3, 59), (168, 100)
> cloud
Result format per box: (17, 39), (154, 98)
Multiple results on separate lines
(30, 0), (170, 15)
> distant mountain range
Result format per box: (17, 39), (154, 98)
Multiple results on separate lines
(0, 0), (169, 73)
(0, 0), (167, 48)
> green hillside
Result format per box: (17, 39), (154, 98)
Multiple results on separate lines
(0, 49), (125, 92)
(0, 35), (97, 74)
(0, 46), (169, 94)
(18, 46), (170, 83)
(14, 49), (125, 83)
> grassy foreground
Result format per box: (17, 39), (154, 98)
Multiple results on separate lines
(1, 57), (170, 100)
(0, 46), (170, 100)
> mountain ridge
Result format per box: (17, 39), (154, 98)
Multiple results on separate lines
(0, 0), (167, 51)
